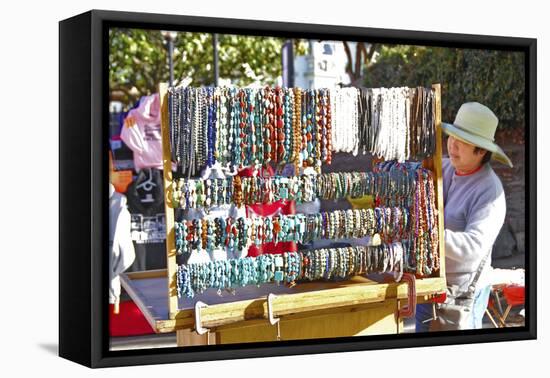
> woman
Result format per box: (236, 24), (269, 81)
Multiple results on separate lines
(416, 102), (513, 332)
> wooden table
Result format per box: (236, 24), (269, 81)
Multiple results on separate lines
(120, 269), (446, 346)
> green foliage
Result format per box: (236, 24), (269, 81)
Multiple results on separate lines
(109, 29), (307, 106)
(364, 45), (525, 128)
(109, 29), (167, 104)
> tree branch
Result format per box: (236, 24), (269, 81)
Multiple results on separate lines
(366, 43), (378, 64)
(342, 41), (353, 77)
(355, 42), (362, 80)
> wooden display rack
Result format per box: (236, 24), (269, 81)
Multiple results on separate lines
(120, 83), (447, 346)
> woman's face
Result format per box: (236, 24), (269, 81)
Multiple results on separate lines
(447, 135), (486, 174)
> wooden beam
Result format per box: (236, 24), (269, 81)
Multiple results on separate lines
(159, 83), (179, 319)
(432, 83), (446, 280)
(125, 269), (167, 280)
(154, 277), (446, 332)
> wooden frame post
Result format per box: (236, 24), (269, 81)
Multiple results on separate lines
(159, 83), (179, 319)
(432, 83), (446, 279)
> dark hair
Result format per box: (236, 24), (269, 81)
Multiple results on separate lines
(474, 147), (493, 165)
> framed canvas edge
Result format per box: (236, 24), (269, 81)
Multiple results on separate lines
(59, 10), (94, 368)
(57, 9), (538, 368)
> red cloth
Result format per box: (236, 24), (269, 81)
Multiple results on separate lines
(502, 285), (525, 307)
(246, 200), (297, 256)
(431, 292), (447, 303)
(109, 301), (155, 337)
(237, 165), (297, 257)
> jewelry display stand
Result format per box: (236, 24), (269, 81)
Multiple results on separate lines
(120, 83), (447, 346)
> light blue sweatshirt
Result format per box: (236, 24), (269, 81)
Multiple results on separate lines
(442, 158), (506, 292)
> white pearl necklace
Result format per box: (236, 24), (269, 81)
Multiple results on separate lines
(331, 88), (360, 155)
(371, 87), (411, 162)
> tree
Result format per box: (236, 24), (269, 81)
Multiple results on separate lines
(109, 28), (306, 106)
(364, 45), (525, 129)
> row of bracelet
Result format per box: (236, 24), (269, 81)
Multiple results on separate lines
(175, 207), (410, 255)
(177, 243), (409, 298)
(171, 168), (421, 210)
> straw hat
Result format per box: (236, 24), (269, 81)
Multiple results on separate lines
(442, 102), (513, 167)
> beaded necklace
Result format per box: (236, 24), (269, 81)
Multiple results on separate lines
(283, 88), (293, 164)
(274, 86), (284, 163)
(314, 89), (322, 172)
(200, 88), (208, 172)
(206, 87), (216, 167)
(231, 88), (241, 169)
(257, 89), (265, 166)
(214, 88), (222, 163)
(292, 88), (302, 171)
(303, 89), (313, 167)
(324, 89), (333, 165)
(263, 87), (275, 164)
(218, 88), (229, 167)
(297, 88), (305, 167)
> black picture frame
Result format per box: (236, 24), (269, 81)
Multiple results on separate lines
(59, 9), (537, 368)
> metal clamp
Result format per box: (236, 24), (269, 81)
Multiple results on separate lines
(267, 293), (279, 325)
(398, 273), (417, 319)
(194, 301), (209, 335)
(267, 293), (281, 340)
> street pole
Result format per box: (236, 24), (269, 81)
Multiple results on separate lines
(161, 31), (177, 87)
(168, 37), (174, 86)
(282, 39), (295, 87)
(213, 33), (219, 86)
